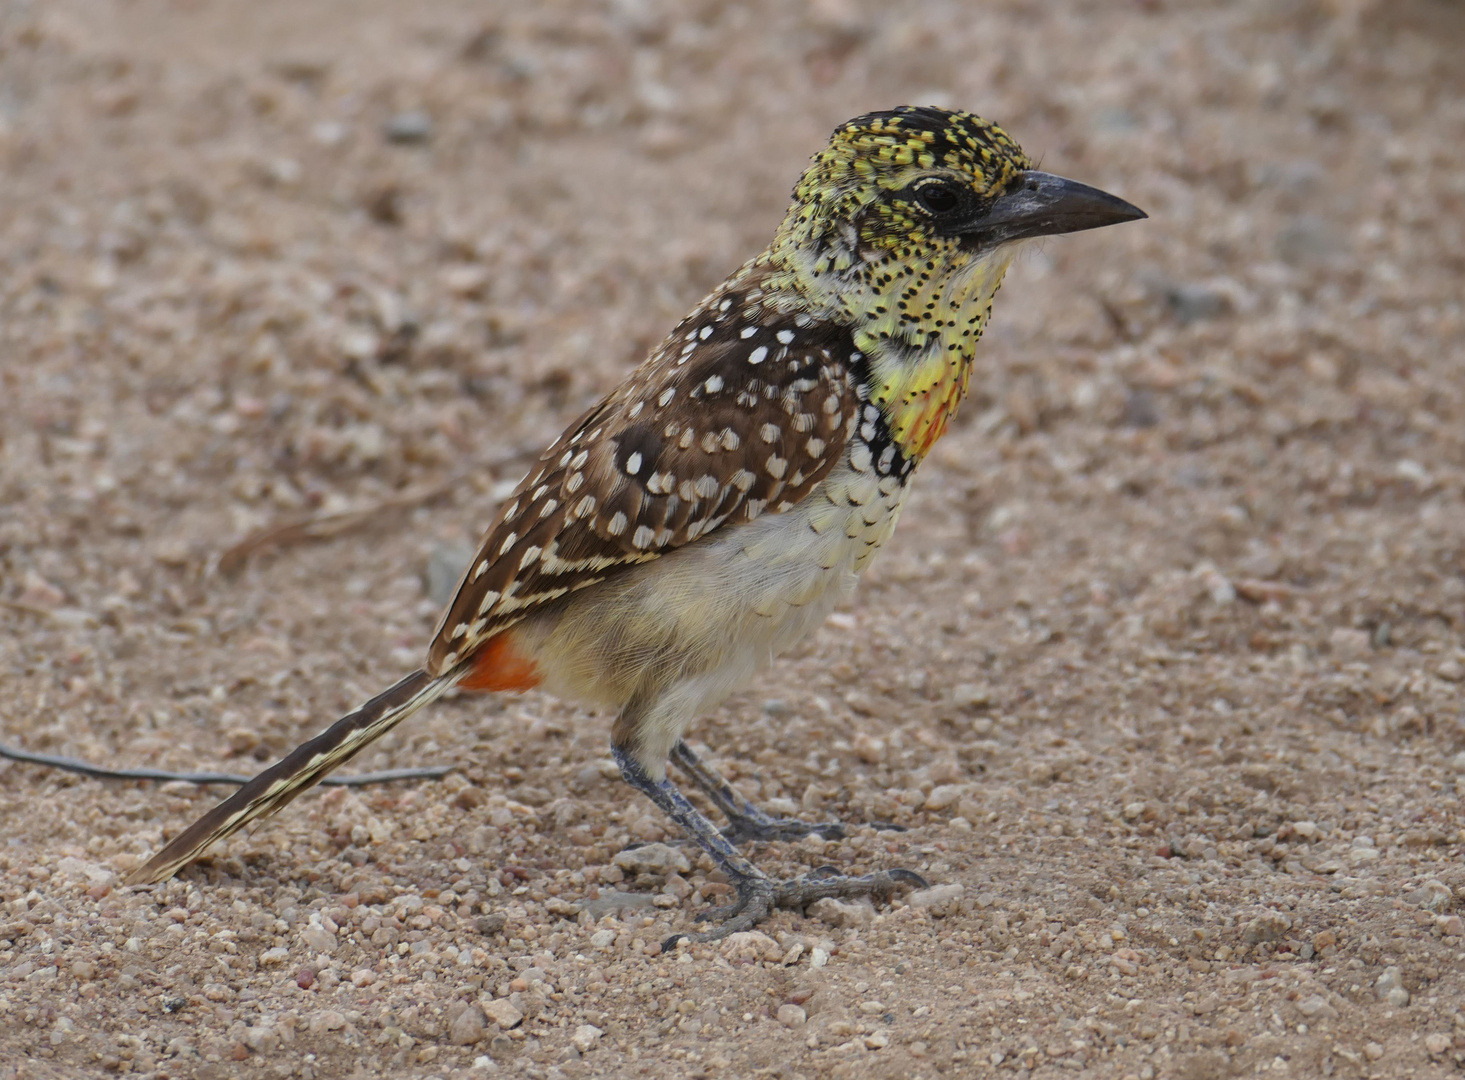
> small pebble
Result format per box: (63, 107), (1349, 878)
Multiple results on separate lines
(777, 1004), (806, 1028)
(852, 733), (886, 764)
(482, 998), (524, 1029)
(1241, 911), (1290, 944)
(950, 683), (991, 709)
(924, 785), (965, 811)
(571, 1023), (603, 1052)
(907, 884), (965, 915)
(1295, 994), (1335, 1019)
(385, 110), (433, 144)
(1374, 966), (1409, 1006)
(1405, 879), (1452, 912)
(807, 897), (874, 928)
(612, 843), (691, 878)
(449, 1004), (486, 1046)
(719, 931), (782, 964)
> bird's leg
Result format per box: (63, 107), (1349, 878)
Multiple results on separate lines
(614, 747), (927, 947)
(614, 747), (775, 934)
(669, 740), (847, 843)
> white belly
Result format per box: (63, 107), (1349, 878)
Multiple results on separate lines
(517, 455), (910, 769)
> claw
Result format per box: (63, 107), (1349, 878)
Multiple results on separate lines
(887, 868), (930, 889)
(677, 879), (775, 943)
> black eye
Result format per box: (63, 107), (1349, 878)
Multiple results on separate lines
(913, 180), (962, 216)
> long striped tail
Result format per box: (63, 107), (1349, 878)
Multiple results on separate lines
(126, 669), (456, 885)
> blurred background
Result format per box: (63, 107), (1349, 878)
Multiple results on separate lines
(4, 0), (1465, 898)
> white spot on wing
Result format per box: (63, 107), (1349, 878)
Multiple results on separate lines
(748, 346), (768, 365)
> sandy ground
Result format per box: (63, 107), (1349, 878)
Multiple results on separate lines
(3, 0), (1465, 1077)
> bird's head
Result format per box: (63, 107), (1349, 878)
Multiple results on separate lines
(782, 105), (1144, 276)
(759, 106), (1145, 460)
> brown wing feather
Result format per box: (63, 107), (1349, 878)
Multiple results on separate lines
(427, 288), (864, 676)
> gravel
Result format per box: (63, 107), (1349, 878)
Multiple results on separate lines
(3, 0), (1465, 1077)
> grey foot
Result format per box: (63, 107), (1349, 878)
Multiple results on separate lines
(720, 815), (846, 844)
(664, 866), (927, 948)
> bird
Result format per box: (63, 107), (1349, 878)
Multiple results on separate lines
(127, 106), (1144, 943)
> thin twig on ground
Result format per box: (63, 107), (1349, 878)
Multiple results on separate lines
(0, 742), (452, 787)
(215, 445), (537, 575)
(215, 474), (464, 575)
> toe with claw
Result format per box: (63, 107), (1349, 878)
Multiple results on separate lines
(720, 816), (846, 844)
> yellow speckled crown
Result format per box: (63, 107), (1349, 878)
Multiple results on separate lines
(789, 106), (1032, 250)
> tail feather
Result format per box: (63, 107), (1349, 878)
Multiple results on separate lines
(126, 669), (455, 886)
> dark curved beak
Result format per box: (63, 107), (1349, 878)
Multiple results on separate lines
(961, 171), (1146, 246)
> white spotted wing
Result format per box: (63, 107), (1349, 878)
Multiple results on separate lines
(425, 291), (864, 676)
